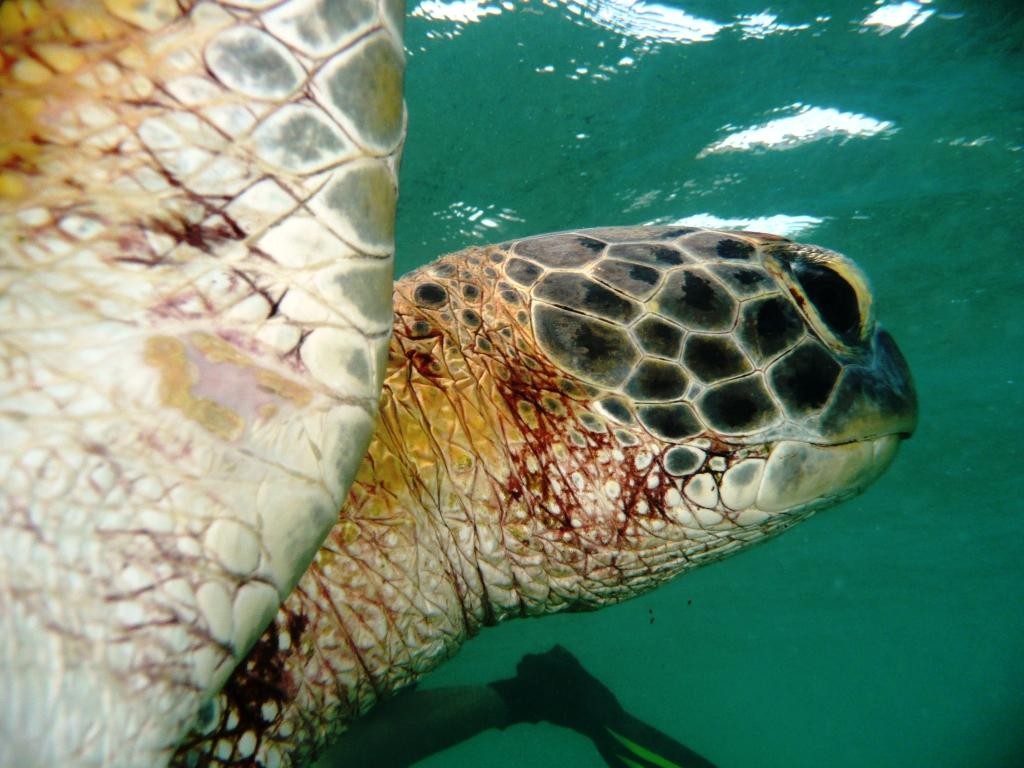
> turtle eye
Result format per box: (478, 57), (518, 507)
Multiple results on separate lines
(791, 260), (861, 346)
(764, 244), (875, 353)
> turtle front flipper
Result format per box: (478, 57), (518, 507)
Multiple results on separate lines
(0, 1), (404, 764)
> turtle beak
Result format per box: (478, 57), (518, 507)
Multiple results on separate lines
(870, 327), (918, 440)
(818, 326), (918, 444)
(757, 326), (916, 513)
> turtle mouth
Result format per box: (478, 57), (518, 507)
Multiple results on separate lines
(756, 433), (902, 513)
(811, 426), (915, 447)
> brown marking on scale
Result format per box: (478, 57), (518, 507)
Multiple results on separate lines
(484, 300), (669, 552)
(404, 266), (566, 528)
(149, 212), (246, 254)
(704, 435), (742, 456)
(113, 224), (169, 266)
(177, 608), (311, 766)
(405, 346), (445, 382)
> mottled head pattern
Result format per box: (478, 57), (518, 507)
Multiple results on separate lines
(405, 225), (916, 542)
(177, 226), (915, 768)
(512, 227), (913, 444)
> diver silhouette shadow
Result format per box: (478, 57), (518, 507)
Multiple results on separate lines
(321, 644), (719, 768)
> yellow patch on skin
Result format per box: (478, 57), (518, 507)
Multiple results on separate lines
(336, 521), (360, 545)
(256, 371), (312, 407)
(190, 332), (312, 407)
(403, 385), (448, 465)
(190, 332), (250, 366)
(62, 4), (128, 41)
(144, 335), (245, 441)
(506, 523), (530, 543)
(33, 42), (86, 73)
(516, 399), (539, 429)
(448, 445), (473, 474)
(113, 41), (146, 69)
(0, 0), (184, 206)
(11, 58), (53, 85)
(0, 0), (46, 35)
(0, 173), (27, 199)
(453, 381), (492, 435)
(371, 455), (406, 506)
(103, 0), (179, 32)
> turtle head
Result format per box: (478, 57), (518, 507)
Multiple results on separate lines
(495, 227), (919, 605)
(387, 227), (917, 618)
(723, 239), (918, 516)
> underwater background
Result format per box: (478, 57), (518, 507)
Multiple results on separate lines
(389, 1), (1022, 766)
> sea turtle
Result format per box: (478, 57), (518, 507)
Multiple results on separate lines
(0, 1), (916, 767)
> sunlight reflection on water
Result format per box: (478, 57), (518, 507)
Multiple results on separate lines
(699, 104), (896, 156)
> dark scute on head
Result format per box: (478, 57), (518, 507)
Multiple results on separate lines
(413, 282), (448, 308)
(632, 316), (684, 359)
(698, 376), (779, 433)
(709, 264), (775, 297)
(821, 329), (917, 437)
(656, 227), (699, 239)
(462, 283), (480, 300)
(514, 233), (606, 267)
(461, 308), (482, 328)
(430, 262), (456, 277)
(506, 257), (543, 286)
(533, 304), (640, 387)
(597, 395), (635, 424)
(683, 335), (752, 382)
(874, 328), (915, 402)
(769, 341), (841, 415)
(716, 238), (755, 260)
(606, 242), (687, 267)
(534, 272), (642, 324)
(680, 231), (755, 262)
(624, 359), (689, 402)
(409, 319), (435, 339)
(737, 296), (804, 361)
(497, 281), (522, 304)
(664, 445), (703, 476)
(791, 259), (862, 345)
(592, 259), (662, 300)
(637, 403), (703, 441)
(654, 270), (736, 330)
(489, 250), (505, 263)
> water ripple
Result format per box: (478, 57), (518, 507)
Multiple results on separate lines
(699, 103), (896, 156)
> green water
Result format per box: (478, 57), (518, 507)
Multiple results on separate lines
(393, 2), (1024, 766)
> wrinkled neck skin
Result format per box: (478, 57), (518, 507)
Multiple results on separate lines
(344, 256), (806, 666)
(177, 248), (816, 767)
